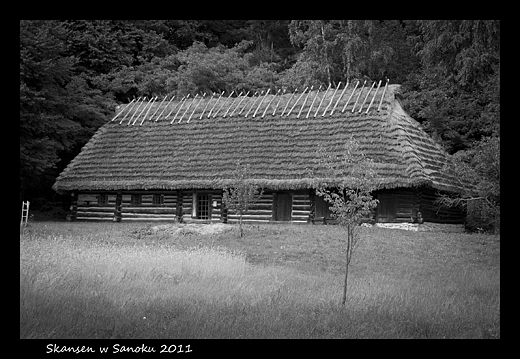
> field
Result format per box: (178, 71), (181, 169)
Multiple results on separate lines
(20, 221), (500, 339)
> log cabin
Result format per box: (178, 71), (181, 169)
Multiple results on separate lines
(52, 81), (466, 225)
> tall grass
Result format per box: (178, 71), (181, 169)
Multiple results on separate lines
(20, 223), (500, 339)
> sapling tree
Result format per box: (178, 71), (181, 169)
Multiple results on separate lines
(315, 137), (380, 305)
(222, 161), (264, 238)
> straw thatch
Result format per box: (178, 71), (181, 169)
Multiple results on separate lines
(53, 83), (462, 194)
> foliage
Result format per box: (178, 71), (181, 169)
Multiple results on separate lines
(315, 137), (380, 305)
(222, 161), (264, 237)
(436, 136), (500, 233)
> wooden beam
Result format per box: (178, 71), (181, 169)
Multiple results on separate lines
(287, 87), (308, 116)
(272, 89), (286, 116)
(213, 91), (234, 118)
(140, 96), (158, 125)
(330, 81), (349, 116)
(127, 97), (146, 125)
(119, 97), (140, 124)
(154, 95), (175, 122)
(297, 86), (313, 118)
(253, 88), (270, 118)
(306, 85), (322, 118)
(322, 82), (341, 116)
(351, 80), (366, 113)
(133, 96), (155, 125)
(170, 95), (188, 124)
(377, 79), (389, 111)
(223, 91), (242, 118)
(366, 80), (382, 114)
(341, 81), (359, 113)
(358, 81), (375, 113)
(281, 89), (297, 116)
(207, 91), (224, 118)
(111, 99), (134, 122)
(230, 91), (250, 117)
(314, 83), (331, 117)
(262, 89), (280, 118)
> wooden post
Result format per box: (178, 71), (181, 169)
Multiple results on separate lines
(309, 188), (315, 224)
(114, 191), (122, 222)
(133, 96), (154, 125)
(341, 81), (359, 113)
(306, 85), (322, 118)
(322, 81), (341, 116)
(208, 91), (224, 118)
(272, 89), (286, 116)
(119, 97), (140, 124)
(179, 94), (198, 123)
(127, 97), (146, 125)
(221, 194), (228, 224)
(245, 91), (262, 118)
(188, 93), (206, 123)
(286, 87), (308, 116)
(70, 192), (78, 221)
(176, 190), (183, 223)
(200, 92), (215, 119)
(140, 96), (158, 125)
(223, 91), (242, 118)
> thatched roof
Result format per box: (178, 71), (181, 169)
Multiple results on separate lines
(53, 81), (462, 194)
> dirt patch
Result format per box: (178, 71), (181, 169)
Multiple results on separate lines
(130, 223), (233, 239)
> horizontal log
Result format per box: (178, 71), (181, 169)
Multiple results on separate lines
(123, 213), (176, 218)
(76, 212), (113, 218)
(122, 207), (177, 214)
(76, 216), (113, 221)
(77, 206), (114, 212)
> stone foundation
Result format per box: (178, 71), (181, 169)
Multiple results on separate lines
(374, 222), (465, 233)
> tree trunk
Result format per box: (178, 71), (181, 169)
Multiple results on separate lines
(342, 259), (349, 305)
(239, 213), (244, 237)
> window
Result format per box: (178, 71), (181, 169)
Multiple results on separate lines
(152, 194), (164, 205)
(98, 194), (108, 205)
(130, 194), (142, 205)
(197, 194), (211, 219)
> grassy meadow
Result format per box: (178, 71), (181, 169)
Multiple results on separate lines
(20, 221), (500, 339)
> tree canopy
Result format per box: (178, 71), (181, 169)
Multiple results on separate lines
(20, 20), (500, 218)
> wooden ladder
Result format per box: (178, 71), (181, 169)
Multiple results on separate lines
(20, 201), (30, 228)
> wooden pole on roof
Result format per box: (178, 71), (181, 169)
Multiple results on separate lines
(322, 82), (341, 116)
(253, 88), (271, 118)
(341, 80), (359, 113)
(200, 92), (215, 119)
(243, 91), (260, 117)
(297, 86), (313, 118)
(154, 95), (175, 121)
(223, 91), (242, 118)
(140, 96), (158, 125)
(207, 91), (224, 118)
(366, 80), (382, 114)
(149, 95), (168, 121)
(358, 81), (375, 113)
(133, 96), (155, 125)
(230, 91), (250, 117)
(118, 97), (140, 124)
(281, 89), (297, 116)
(287, 87), (308, 116)
(127, 97), (145, 125)
(306, 85), (322, 118)
(263, 89), (280, 118)
(111, 99), (134, 122)
(179, 94), (199, 123)
(314, 83), (331, 117)
(377, 78), (389, 112)
(188, 93), (206, 123)
(171, 95), (188, 124)
(351, 80), (367, 113)
(330, 81), (349, 116)
(272, 89), (286, 116)
(213, 91), (234, 118)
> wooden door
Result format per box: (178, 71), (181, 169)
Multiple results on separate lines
(376, 193), (396, 222)
(273, 193), (292, 221)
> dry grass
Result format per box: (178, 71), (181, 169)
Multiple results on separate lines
(20, 222), (500, 339)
